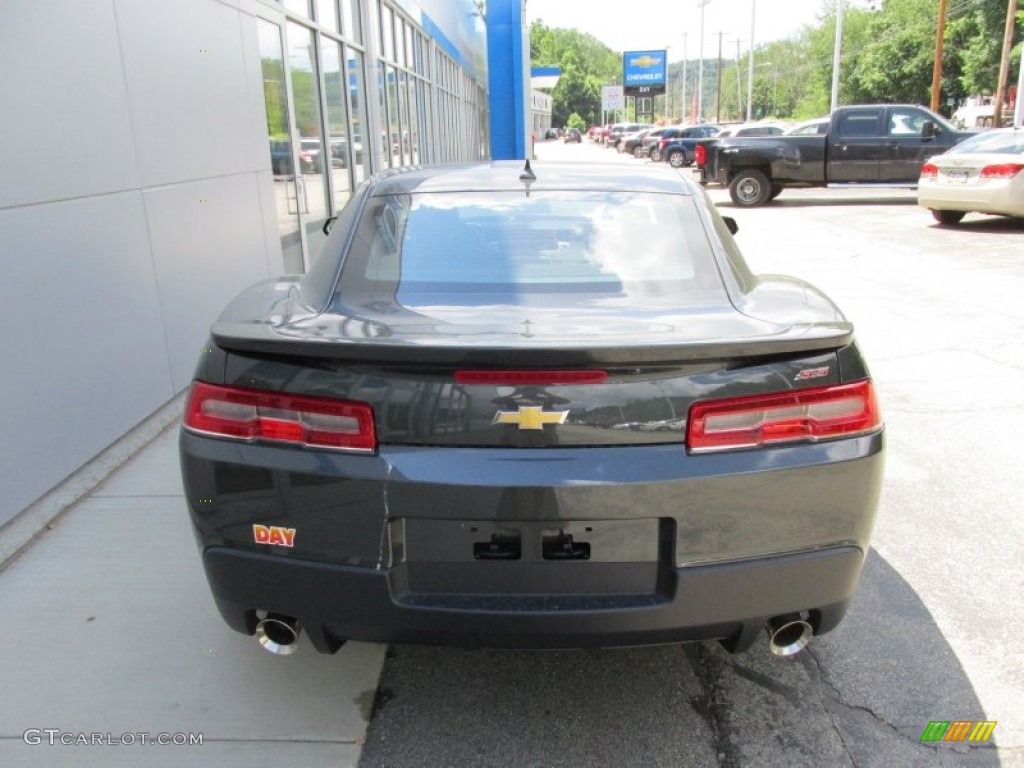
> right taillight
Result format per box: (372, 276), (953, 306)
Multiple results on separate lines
(695, 144), (706, 166)
(920, 163), (938, 178)
(979, 163), (1024, 179)
(183, 381), (376, 453)
(687, 380), (881, 453)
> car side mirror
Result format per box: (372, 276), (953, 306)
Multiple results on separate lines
(322, 216), (337, 236)
(723, 216), (739, 235)
(921, 120), (938, 139)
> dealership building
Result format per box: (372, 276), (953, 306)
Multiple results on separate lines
(1, 0), (532, 529)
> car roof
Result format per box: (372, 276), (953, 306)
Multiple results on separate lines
(369, 162), (698, 196)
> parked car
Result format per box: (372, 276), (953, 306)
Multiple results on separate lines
(716, 122), (790, 138)
(785, 117), (830, 136)
(657, 124), (722, 168)
(298, 138), (324, 173)
(608, 122), (646, 149)
(269, 139), (293, 175)
(563, 127), (582, 143)
(918, 127), (1024, 225)
(697, 104), (976, 206)
(619, 128), (655, 157)
(180, 161), (884, 657)
(639, 127), (668, 159)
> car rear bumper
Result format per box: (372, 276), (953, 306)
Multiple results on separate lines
(182, 430), (883, 652)
(918, 180), (1023, 217)
(203, 544), (866, 653)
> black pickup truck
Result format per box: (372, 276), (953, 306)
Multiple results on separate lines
(696, 104), (976, 207)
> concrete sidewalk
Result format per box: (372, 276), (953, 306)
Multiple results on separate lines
(0, 424), (386, 767)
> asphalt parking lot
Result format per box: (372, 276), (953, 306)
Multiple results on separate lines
(1, 137), (1021, 767)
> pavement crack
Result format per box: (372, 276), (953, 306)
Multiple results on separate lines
(685, 644), (737, 768)
(801, 646), (992, 757)
(791, 648), (856, 767)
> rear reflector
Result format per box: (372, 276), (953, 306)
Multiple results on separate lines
(920, 163), (938, 178)
(455, 370), (607, 386)
(979, 163), (1024, 179)
(687, 380), (880, 453)
(183, 382), (376, 453)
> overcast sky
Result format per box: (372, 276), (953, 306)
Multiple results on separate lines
(525, 0), (841, 59)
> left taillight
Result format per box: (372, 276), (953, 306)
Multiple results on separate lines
(183, 381), (376, 453)
(979, 163), (1024, 179)
(920, 162), (938, 178)
(687, 380), (881, 453)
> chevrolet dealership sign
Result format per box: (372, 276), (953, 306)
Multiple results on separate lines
(623, 50), (666, 96)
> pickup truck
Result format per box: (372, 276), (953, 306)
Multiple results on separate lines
(696, 104), (976, 207)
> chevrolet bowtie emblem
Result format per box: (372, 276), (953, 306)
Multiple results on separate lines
(493, 406), (569, 430)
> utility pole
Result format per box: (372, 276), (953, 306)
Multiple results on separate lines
(716, 32), (724, 123)
(830, 0), (844, 112)
(681, 34), (688, 122)
(930, 0), (947, 111)
(747, 0), (755, 122)
(735, 38), (743, 120)
(698, 0), (711, 121)
(992, 0), (1019, 127)
(1016, 37), (1024, 127)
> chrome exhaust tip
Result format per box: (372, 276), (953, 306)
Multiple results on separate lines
(255, 614), (302, 655)
(766, 614), (813, 657)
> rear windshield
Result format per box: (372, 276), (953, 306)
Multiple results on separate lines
(952, 129), (1024, 155)
(334, 191), (727, 309)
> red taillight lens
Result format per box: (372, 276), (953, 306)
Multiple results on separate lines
(183, 382), (376, 453)
(659, 138), (669, 149)
(455, 370), (607, 386)
(695, 144), (706, 165)
(920, 163), (938, 178)
(979, 163), (1024, 179)
(687, 380), (881, 453)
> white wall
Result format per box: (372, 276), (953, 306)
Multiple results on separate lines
(0, 0), (283, 525)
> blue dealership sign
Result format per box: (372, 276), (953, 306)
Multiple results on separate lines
(623, 50), (666, 96)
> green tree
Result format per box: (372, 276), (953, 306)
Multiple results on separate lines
(551, 49), (601, 126)
(566, 112), (587, 131)
(530, 21), (619, 126)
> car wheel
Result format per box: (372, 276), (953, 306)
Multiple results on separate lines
(651, 148), (661, 162)
(633, 146), (643, 158)
(931, 209), (965, 226)
(729, 169), (772, 207)
(668, 149), (687, 168)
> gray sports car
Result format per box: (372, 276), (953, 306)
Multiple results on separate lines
(180, 161), (884, 658)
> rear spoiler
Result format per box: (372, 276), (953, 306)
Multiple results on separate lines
(211, 319), (853, 367)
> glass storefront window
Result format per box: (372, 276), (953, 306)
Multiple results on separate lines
(348, 48), (371, 183)
(376, 60), (390, 168)
(341, 0), (361, 44)
(258, 20), (304, 274)
(283, 0), (310, 17)
(385, 64), (401, 164)
(315, 0), (338, 33)
(321, 39), (353, 209)
(380, 5), (394, 61)
(287, 21), (330, 262)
